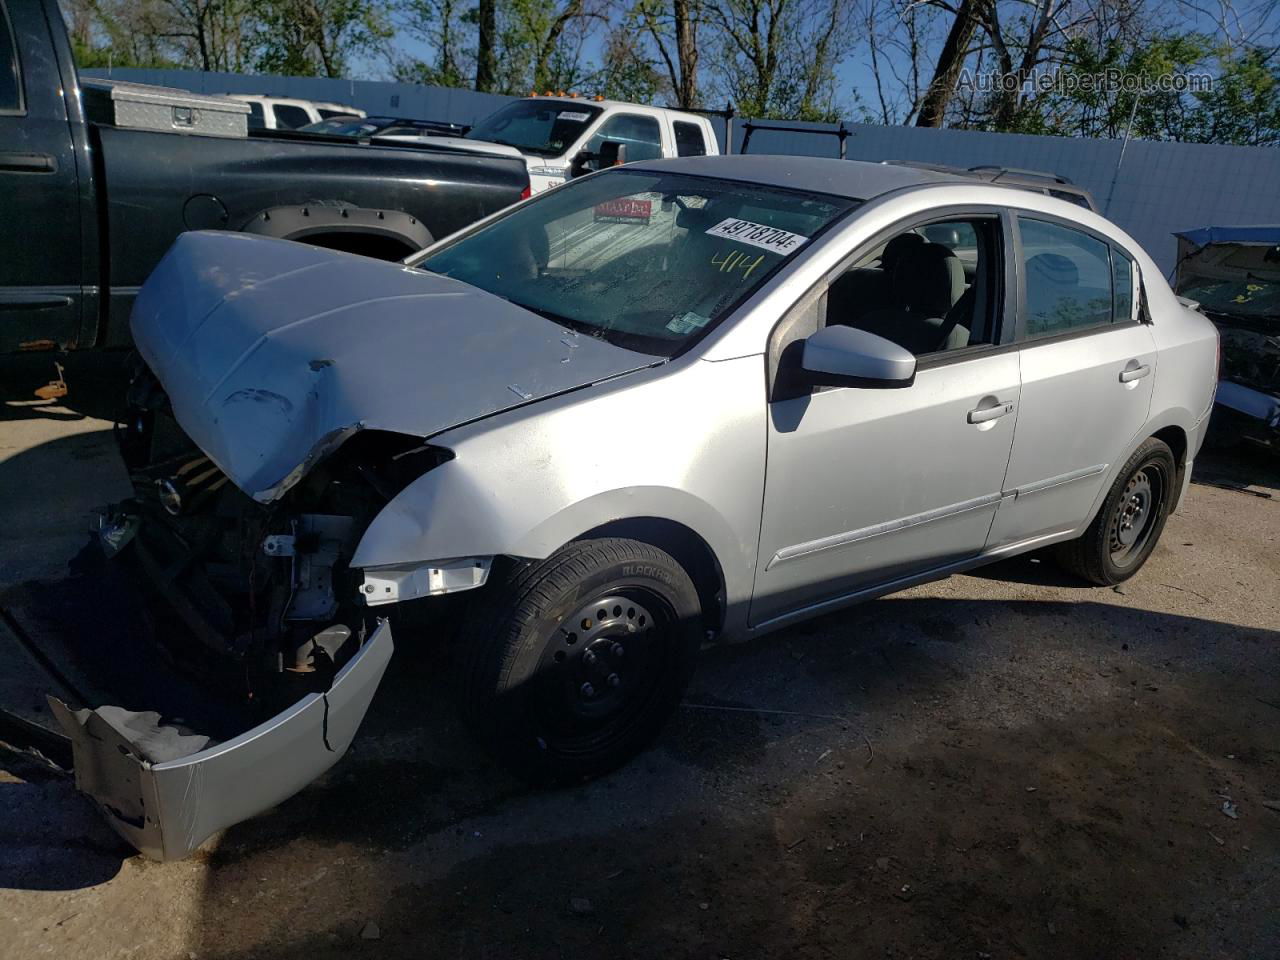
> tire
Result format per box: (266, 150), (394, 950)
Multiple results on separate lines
(1054, 437), (1176, 585)
(458, 538), (703, 782)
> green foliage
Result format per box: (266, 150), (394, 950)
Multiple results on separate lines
(70, 35), (179, 69)
(252, 0), (392, 77)
(596, 26), (666, 103)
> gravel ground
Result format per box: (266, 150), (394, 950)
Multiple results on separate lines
(0, 358), (1276, 960)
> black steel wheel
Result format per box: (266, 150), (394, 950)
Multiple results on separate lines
(1055, 437), (1176, 585)
(458, 538), (703, 782)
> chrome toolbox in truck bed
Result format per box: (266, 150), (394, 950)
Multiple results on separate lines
(83, 79), (251, 138)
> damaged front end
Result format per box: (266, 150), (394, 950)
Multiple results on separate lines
(1174, 228), (1280, 450)
(56, 364), (462, 859)
(54, 231), (652, 857)
(1214, 324), (1280, 448)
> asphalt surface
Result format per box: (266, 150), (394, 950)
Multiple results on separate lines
(0, 355), (1277, 960)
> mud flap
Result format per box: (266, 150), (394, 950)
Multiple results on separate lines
(48, 619), (393, 861)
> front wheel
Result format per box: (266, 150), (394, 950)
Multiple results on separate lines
(457, 538), (703, 782)
(1054, 437), (1176, 585)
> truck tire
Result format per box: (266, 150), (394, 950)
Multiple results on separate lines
(1054, 437), (1176, 585)
(458, 538), (702, 782)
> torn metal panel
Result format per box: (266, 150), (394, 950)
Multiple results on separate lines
(130, 232), (653, 502)
(49, 619), (393, 861)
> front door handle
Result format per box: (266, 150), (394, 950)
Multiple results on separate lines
(1119, 363), (1151, 383)
(967, 401), (1015, 424)
(0, 152), (57, 173)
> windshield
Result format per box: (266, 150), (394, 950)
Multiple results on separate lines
(417, 169), (857, 356)
(300, 116), (383, 137)
(466, 101), (602, 157)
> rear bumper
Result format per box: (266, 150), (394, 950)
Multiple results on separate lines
(49, 618), (393, 861)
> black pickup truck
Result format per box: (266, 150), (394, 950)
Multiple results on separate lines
(0, 0), (529, 353)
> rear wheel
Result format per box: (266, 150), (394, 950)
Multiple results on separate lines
(1054, 437), (1176, 585)
(458, 538), (702, 782)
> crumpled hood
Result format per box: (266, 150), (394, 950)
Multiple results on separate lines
(131, 231), (653, 500)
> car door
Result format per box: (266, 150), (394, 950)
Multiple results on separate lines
(986, 214), (1156, 548)
(0, 0), (85, 351)
(750, 212), (1020, 627)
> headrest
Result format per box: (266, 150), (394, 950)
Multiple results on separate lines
(880, 232), (925, 272)
(892, 242), (965, 316)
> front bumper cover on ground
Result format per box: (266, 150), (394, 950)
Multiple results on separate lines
(48, 618), (393, 861)
(1215, 379), (1280, 449)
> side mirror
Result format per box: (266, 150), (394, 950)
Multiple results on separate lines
(799, 325), (917, 388)
(569, 149), (593, 178)
(570, 142), (628, 178)
(597, 140), (627, 168)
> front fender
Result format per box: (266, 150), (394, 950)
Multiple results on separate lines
(349, 354), (768, 631)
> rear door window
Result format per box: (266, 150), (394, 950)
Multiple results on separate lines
(674, 121), (707, 157)
(0, 1), (22, 113)
(272, 104), (312, 129)
(1017, 217), (1113, 337)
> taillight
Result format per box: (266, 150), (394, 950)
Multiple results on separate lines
(520, 184), (532, 201)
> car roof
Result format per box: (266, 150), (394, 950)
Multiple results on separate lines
(628, 155), (963, 200)
(519, 96), (708, 119)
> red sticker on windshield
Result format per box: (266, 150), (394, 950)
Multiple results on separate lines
(594, 198), (653, 223)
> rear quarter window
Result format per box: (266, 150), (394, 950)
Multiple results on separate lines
(674, 121), (707, 157)
(272, 104), (312, 129)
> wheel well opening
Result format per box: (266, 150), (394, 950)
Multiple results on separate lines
(1151, 425), (1189, 507)
(579, 518), (725, 637)
(293, 232), (418, 261)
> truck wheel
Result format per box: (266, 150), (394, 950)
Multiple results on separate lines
(1054, 437), (1176, 585)
(458, 538), (702, 782)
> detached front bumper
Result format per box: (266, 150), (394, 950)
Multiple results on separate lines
(1215, 379), (1280, 448)
(49, 618), (393, 861)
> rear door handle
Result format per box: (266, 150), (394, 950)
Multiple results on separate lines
(967, 401), (1015, 424)
(0, 152), (57, 173)
(1119, 363), (1151, 383)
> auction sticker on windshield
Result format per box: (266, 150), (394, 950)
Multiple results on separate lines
(558, 111), (592, 122)
(706, 218), (810, 254)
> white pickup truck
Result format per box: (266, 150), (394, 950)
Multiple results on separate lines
(383, 96), (722, 195)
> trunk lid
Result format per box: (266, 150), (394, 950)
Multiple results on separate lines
(131, 231), (654, 500)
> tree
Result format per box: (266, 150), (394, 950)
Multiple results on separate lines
(705, 0), (853, 118)
(476, 0), (498, 90)
(915, 0), (980, 126)
(395, 0), (471, 86)
(636, 0), (701, 107)
(253, 0), (391, 77)
(597, 23), (668, 101)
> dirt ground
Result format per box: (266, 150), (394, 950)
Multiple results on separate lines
(0, 355), (1277, 960)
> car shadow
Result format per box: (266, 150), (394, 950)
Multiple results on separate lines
(2, 504), (1278, 960)
(179, 594), (1279, 960)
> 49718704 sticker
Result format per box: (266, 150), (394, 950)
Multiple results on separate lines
(705, 218), (810, 254)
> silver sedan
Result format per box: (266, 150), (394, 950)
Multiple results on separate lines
(88, 155), (1218, 857)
